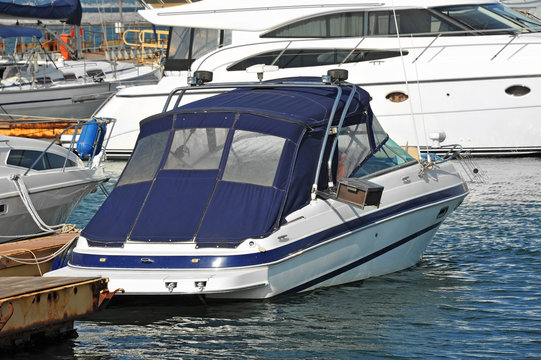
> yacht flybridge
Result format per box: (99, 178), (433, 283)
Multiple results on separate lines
(47, 72), (469, 299)
(95, 0), (541, 158)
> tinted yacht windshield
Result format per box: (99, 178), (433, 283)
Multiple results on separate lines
(435, 4), (541, 34)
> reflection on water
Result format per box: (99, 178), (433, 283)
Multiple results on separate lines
(14, 158), (540, 359)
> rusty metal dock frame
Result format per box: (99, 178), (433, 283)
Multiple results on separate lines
(0, 276), (117, 351)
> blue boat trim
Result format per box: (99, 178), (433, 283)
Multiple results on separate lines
(279, 221), (442, 297)
(70, 183), (467, 270)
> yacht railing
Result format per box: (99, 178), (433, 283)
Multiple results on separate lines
(0, 118), (114, 175)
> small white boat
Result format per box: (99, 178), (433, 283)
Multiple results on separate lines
(0, 119), (110, 243)
(47, 71), (469, 300)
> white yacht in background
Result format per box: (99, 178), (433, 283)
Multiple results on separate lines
(95, 0), (541, 158)
(46, 74), (469, 299)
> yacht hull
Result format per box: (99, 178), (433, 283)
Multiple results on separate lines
(96, 71), (541, 158)
(0, 180), (101, 243)
(0, 82), (115, 120)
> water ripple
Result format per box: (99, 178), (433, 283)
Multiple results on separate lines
(10, 158), (539, 359)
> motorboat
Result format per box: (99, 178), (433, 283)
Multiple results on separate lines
(46, 72), (469, 299)
(0, 118), (110, 244)
(94, 0), (541, 158)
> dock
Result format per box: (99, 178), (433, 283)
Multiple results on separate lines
(0, 276), (114, 351)
(0, 233), (118, 351)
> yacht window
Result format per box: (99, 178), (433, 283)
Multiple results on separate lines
(336, 123), (371, 180)
(352, 138), (416, 178)
(227, 49), (405, 71)
(263, 10), (463, 38)
(117, 131), (169, 186)
(505, 85), (530, 96)
(263, 12), (365, 37)
(36, 77), (53, 85)
(386, 91), (408, 103)
(164, 128), (229, 170)
(222, 130), (285, 186)
(435, 4), (540, 33)
(367, 10), (463, 36)
(165, 27), (231, 71)
(7, 150), (76, 170)
(86, 69), (105, 79)
(486, 4), (541, 29)
(63, 73), (77, 81)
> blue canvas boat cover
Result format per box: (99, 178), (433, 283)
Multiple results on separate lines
(83, 79), (380, 248)
(0, 25), (41, 38)
(0, 0), (82, 26)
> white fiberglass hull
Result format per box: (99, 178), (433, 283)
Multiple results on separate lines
(48, 162), (468, 299)
(94, 32), (541, 157)
(0, 82), (116, 120)
(0, 181), (101, 243)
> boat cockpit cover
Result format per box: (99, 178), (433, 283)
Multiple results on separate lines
(0, 0), (82, 26)
(83, 79), (373, 248)
(0, 26), (42, 38)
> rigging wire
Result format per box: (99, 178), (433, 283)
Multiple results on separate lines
(391, 4), (431, 170)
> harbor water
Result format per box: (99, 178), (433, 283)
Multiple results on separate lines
(12, 157), (541, 359)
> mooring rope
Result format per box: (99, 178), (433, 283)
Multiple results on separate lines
(0, 234), (79, 276)
(9, 174), (64, 233)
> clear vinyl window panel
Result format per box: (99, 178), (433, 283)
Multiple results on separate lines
(167, 27), (193, 60)
(222, 130), (285, 186)
(352, 138), (417, 177)
(337, 123), (371, 180)
(117, 131), (169, 186)
(164, 128), (229, 170)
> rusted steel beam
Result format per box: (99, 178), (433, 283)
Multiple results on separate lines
(0, 276), (111, 351)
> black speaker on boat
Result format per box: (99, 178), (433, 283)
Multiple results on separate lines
(327, 69), (348, 83)
(193, 70), (213, 85)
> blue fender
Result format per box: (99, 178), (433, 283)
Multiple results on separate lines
(76, 119), (106, 159)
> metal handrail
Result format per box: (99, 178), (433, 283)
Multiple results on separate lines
(22, 118), (114, 176)
(160, 77), (359, 198)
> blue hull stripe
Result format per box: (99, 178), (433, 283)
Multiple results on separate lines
(279, 221), (442, 297)
(70, 183), (467, 269)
